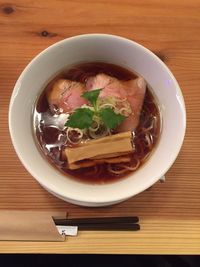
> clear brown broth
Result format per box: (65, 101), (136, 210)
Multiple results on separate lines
(34, 62), (161, 184)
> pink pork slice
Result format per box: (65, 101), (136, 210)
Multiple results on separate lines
(47, 79), (87, 113)
(86, 74), (146, 131)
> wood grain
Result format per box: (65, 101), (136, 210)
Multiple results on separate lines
(1, 217), (200, 254)
(0, 0), (200, 254)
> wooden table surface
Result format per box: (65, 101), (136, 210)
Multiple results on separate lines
(0, 0), (200, 254)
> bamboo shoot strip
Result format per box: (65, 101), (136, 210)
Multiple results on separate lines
(68, 155), (132, 170)
(65, 131), (134, 164)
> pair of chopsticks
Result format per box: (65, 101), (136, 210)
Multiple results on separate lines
(53, 216), (140, 231)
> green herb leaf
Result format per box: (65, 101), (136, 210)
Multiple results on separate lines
(82, 89), (102, 108)
(65, 108), (94, 129)
(99, 108), (126, 129)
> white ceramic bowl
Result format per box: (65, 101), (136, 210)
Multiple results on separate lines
(9, 34), (186, 207)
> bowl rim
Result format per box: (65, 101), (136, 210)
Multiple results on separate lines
(9, 33), (186, 204)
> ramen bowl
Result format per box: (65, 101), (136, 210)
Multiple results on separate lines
(9, 34), (186, 207)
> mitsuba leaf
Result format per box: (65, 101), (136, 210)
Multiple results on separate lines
(82, 89), (102, 108)
(99, 108), (125, 129)
(65, 108), (94, 129)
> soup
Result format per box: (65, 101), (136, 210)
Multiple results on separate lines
(33, 62), (161, 184)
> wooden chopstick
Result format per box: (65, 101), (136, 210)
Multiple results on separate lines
(53, 216), (139, 226)
(53, 216), (140, 231)
(76, 223), (140, 231)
